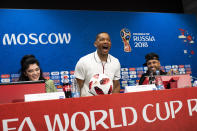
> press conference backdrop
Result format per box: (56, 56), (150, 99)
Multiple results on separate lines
(0, 9), (197, 91)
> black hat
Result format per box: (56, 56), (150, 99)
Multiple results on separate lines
(143, 52), (160, 66)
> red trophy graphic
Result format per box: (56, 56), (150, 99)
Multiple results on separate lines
(178, 28), (186, 39)
(120, 28), (131, 52)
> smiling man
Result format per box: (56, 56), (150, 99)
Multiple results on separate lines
(139, 52), (167, 85)
(74, 32), (121, 97)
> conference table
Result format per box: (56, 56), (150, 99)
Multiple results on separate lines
(0, 87), (197, 131)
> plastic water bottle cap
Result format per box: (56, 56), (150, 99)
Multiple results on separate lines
(64, 76), (68, 79)
(156, 70), (160, 75)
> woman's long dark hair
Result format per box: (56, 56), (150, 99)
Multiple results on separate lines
(19, 54), (45, 81)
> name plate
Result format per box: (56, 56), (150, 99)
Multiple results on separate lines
(124, 84), (157, 93)
(25, 92), (65, 102)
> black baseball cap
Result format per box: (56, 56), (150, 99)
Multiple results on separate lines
(143, 52), (160, 66)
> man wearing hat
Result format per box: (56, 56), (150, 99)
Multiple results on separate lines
(139, 52), (167, 85)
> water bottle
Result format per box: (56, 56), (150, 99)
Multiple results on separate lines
(155, 70), (165, 90)
(71, 78), (80, 98)
(193, 80), (197, 87)
(62, 76), (72, 98)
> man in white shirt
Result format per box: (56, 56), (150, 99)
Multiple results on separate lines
(74, 32), (121, 97)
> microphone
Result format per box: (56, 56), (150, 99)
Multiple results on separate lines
(149, 71), (155, 84)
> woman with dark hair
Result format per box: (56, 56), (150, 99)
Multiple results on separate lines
(19, 54), (57, 93)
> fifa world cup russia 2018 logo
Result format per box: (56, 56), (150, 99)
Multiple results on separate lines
(120, 28), (132, 52)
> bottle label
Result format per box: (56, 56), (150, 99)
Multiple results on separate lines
(63, 85), (71, 92)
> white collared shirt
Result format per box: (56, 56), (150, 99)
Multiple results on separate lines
(74, 50), (121, 96)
